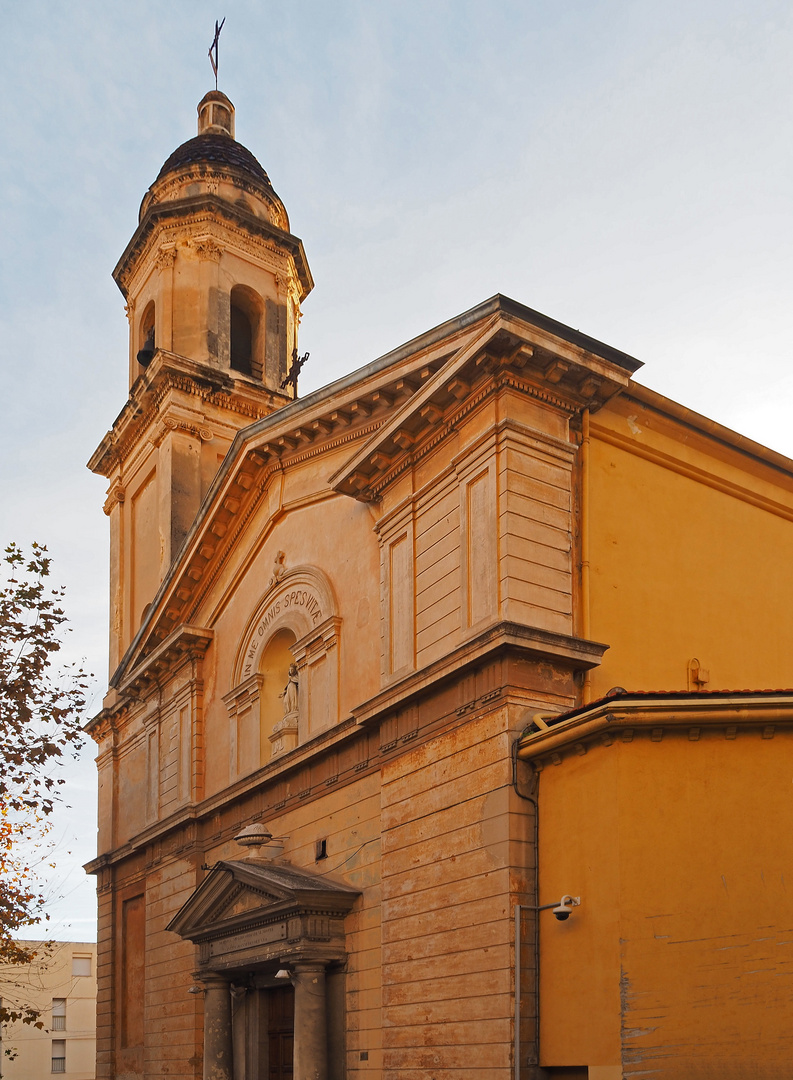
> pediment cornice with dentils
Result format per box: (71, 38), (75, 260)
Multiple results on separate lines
(166, 859), (360, 945)
(330, 305), (641, 503)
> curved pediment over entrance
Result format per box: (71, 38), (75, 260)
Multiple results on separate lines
(167, 858), (359, 974)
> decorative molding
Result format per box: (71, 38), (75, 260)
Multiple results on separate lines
(155, 245), (177, 269)
(233, 566), (336, 685)
(114, 624), (213, 700)
(114, 193), (307, 299)
(347, 368), (576, 503)
(89, 356), (272, 474)
(192, 236), (223, 262)
(102, 485), (125, 516)
(519, 693), (793, 769)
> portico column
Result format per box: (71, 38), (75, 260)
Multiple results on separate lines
(292, 961), (328, 1080)
(201, 974), (233, 1080)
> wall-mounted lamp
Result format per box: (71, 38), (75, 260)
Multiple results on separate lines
(187, 985), (206, 995)
(274, 968), (292, 981)
(533, 895), (581, 921)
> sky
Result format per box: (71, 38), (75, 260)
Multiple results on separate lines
(1, 0), (791, 940)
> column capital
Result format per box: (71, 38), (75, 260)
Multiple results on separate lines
(194, 971), (230, 991)
(291, 960), (328, 974)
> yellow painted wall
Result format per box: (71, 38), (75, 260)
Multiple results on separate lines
(538, 729), (793, 1077)
(588, 392), (793, 699)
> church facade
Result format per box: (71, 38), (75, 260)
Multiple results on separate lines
(87, 91), (793, 1080)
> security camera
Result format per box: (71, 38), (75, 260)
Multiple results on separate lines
(551, 895), (580, 921)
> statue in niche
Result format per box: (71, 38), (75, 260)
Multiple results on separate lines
(279, 663), (299, 717)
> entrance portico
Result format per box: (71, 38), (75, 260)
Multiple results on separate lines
(167, 857), (359, 1080)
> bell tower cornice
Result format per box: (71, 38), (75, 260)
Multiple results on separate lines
(113, 193), (313, 303)
(88, 349), (283, 479)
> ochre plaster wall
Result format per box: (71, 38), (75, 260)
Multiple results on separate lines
(588, 393), (793, 699)
(200, 486), (381, 800)
(538, 730), (793, 1076)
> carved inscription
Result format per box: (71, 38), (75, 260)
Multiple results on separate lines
(242, 587), (323, 676)
(208, 920), (287, 956)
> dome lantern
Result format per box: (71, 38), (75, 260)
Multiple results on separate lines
(113, 92), (313, 393)
(197, 89), (235, 138)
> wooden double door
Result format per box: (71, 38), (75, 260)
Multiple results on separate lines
(231, 983), (294, 1080)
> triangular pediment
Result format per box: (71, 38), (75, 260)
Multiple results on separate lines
(166, 859), (359, 943)
(213, 882), (283, 922)
(330, 303), (640, 503)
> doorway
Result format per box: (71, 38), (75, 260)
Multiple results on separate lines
(267, 985), (294, 1080)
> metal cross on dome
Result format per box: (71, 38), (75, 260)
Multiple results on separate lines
(208, 17), (226, 90)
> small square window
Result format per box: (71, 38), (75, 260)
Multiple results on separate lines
(72, 955), (91, 977)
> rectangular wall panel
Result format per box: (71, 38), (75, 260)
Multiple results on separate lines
(389, 534), (413, 675)
(130, 469), (158, 634)
(499, 438), (575, 635)
(415, 485), (461, 667)
(121, 896), (145, 1050)
(466, 468), (498, 627)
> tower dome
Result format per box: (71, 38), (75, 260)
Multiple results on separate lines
(139, 91), (290, 233)
(114, 91), (312, 391)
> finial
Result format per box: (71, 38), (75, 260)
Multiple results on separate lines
(208, 17), (225, 91)
(234, 823), (272, 859)
(233, 823), (287, 861)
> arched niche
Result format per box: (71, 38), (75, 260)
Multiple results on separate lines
(224, 566), (340, 775)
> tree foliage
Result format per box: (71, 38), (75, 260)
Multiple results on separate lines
(0, 543), (89, 1028)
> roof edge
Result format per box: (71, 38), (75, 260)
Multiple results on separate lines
(627, 382), (793, 480)
(518, 690), (793, 761)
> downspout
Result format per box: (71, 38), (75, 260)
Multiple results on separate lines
(581, 408), (592, 705)
(512, 737), (539, 1079)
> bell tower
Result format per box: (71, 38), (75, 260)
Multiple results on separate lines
(90, 92), (313, 674)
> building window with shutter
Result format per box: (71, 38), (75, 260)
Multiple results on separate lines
(51, 1039), (66, 1073)
(52, 998), (66, 1030)
(72, 955), (91, 977)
